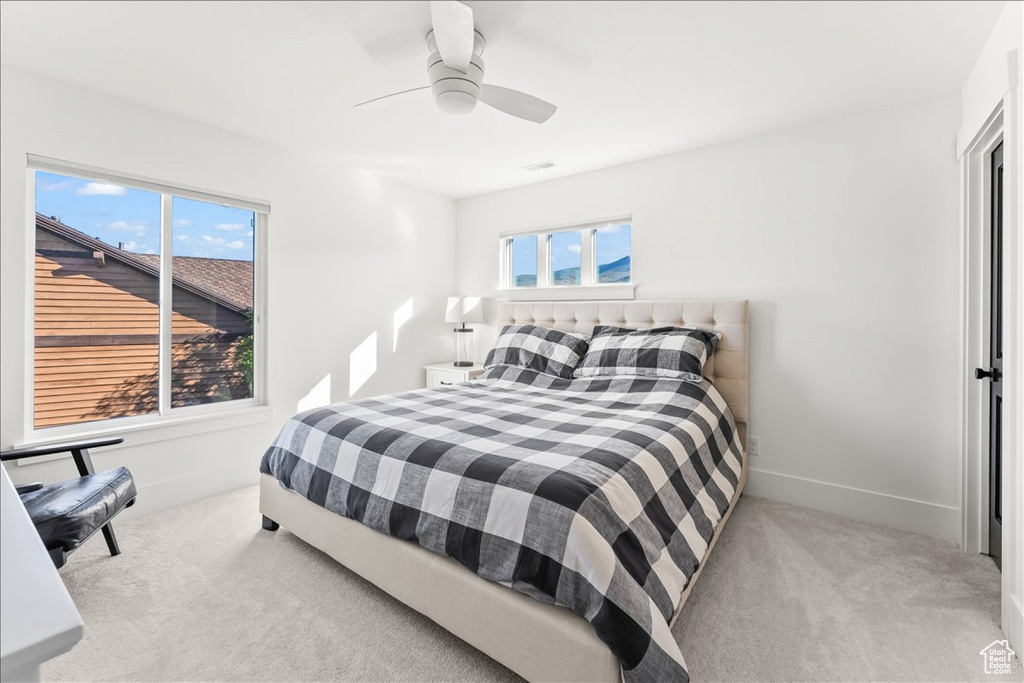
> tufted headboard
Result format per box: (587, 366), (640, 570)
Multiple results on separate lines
(496, 300), (749, 449)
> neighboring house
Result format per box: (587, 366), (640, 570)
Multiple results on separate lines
(34, 213), (253, 429)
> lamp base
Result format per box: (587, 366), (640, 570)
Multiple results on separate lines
(454, 327), (474, 367)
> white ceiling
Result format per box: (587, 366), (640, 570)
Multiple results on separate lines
(0, 1), (1006, 198)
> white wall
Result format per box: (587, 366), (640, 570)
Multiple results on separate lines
(456, 94), (964, 543)
(0, 65), (456, 515)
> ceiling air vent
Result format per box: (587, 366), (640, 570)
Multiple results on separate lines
(522, 161), (556, 172)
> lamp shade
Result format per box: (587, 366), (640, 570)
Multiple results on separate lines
(445, 296), (484, 324)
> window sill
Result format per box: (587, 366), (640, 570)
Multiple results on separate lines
(13, 404), (274, 466)
(498, 284), (635, 302)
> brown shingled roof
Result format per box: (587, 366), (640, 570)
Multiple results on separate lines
(36, 213), (252, 313)
(133, 254), (253, 310)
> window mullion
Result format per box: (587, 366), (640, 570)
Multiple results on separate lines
(581, 229), (595, 286)
(538, 234), (550, 288)
(501, 238), (511, 289)
(158, 195), (173, 414)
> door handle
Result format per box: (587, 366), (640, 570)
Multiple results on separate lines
(975, 367), (1001, 381)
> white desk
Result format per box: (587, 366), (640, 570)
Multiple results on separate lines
(0, 466), (83, 682)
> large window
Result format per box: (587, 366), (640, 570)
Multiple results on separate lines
(30, 158), (266, 433)
(500, 218), (631, 289)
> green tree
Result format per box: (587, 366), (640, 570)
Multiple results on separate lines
(239, 308), (254, 393)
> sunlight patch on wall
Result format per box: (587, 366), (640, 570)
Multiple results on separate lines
(297, 374), (331, 413)
(393, 297), (414, 352)
(445, 296), (483, 321)
(349, 331), (377, 397)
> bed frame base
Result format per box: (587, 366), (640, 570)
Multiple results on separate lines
(259, 461), (746, 683)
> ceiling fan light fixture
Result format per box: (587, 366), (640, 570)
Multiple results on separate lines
(428, 50), (484, 115)
(435, 90), (477, 114)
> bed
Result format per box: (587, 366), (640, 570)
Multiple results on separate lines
(259, 300), (749, 682)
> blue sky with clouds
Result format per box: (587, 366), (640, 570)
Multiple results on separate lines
(35, 171), (254, 261)
(511, 234), (538, 280)
(550, 231), (580, 273)
(595, 223), (631, 267)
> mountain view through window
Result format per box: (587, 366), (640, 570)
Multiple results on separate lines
(508, 222), (631, 288)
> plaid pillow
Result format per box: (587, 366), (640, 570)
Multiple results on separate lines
(484, 324), (590, 379)
(572, 325), (721, 382)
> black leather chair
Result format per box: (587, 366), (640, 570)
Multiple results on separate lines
(0, 437), (137, 568)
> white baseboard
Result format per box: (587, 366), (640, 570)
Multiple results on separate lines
(118, 469), (260, 520)
(1005, 594), (1024, 662)
(745, 468), (961, 545)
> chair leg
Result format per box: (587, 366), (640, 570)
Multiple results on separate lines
(49, 547), (67, 569)
(262, 515), (279, 531)
(101, 523), (121, 556)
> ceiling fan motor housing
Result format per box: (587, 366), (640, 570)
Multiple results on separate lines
(426, 29), (486, 115)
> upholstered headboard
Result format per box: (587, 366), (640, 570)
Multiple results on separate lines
(495, 300), (749, 449)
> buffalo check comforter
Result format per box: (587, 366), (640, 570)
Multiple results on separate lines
(260, 364), (744, 682)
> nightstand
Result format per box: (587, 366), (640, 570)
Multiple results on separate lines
(424, 362), (485, 388)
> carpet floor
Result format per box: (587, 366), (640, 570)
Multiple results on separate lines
(43, 486), (1020, 682)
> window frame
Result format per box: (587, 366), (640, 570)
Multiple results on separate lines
(499, 216), (632, 293)
(23, 155), (270, 443)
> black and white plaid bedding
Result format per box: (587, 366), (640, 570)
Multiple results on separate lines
(483, 323), (590, 378)
(260, 365), (743, 682)
(574, 325), (721, 382)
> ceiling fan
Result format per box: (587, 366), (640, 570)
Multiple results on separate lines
(354, 1), (557, 124)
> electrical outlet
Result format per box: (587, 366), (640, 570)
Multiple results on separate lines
(748, 437), (760, 456)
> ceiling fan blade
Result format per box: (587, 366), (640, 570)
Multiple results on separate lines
(479, 85), (557, 124)
(353, 86), (431, 108)
(430, 0), (474, 73)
